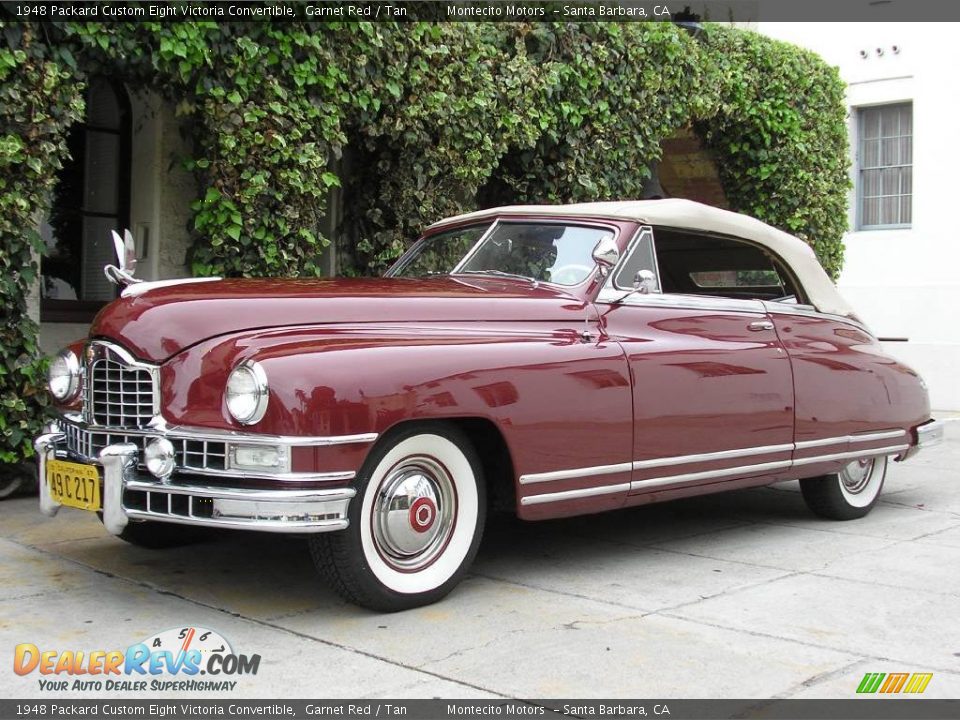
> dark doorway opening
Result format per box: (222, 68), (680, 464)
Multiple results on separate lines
(41, 77), (131, 323)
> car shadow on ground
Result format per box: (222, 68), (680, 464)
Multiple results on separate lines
(20, 483), (826, 615)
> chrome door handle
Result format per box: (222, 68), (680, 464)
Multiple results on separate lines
(748, 321), (775, 332)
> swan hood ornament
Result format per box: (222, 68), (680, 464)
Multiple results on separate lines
(103, 229), (141, 287)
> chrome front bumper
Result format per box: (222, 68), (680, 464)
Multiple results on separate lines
(34, 433), (354, 535)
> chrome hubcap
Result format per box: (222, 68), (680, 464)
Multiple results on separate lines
(840, 457), (875, 494)
(373, 457), (455, 571)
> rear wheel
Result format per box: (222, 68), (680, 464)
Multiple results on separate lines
(800, 455), (888, 520)
(309, 423), (486, 612)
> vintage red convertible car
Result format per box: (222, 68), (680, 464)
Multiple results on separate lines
(37, 199), (942, 610)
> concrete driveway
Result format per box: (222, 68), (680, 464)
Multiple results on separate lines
(2, 422), (959, 700)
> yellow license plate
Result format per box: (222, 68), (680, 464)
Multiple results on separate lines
(47, 459), (102, 512)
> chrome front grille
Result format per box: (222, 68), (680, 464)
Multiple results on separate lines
(124, 486), (215, 520)
(89, 352), (156, 428)
(63, 423), (227, 474)
(172, 438), (228, 471)
(64, 422), (147, 459)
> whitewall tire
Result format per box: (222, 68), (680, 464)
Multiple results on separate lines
(800, 455), (888, 520)
(309, 423), (486, 611)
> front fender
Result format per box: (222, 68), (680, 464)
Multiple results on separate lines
(159, 324), (633, 490)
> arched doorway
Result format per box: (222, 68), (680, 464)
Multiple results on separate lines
(655, 127), (729, 208)
(41, 76), (131, 323)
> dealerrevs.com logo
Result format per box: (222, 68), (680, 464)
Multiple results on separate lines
(13, 627), (260, 692)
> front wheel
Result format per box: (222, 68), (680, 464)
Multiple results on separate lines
(309, 423), (486, 612)
(800, 455), (888, 520)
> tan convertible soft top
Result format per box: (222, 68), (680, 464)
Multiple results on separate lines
(431, 199), (854, 318)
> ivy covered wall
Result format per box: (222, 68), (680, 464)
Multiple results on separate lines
(0, 23), (82, 468)
(0, 19), (850, 466)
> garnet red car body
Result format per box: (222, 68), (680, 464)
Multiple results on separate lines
(35, 200), (943, 611)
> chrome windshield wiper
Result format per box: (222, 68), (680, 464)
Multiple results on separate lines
(455, 270), (538, 284)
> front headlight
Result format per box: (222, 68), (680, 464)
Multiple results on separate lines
(48, 349), (80, 402)
(225, 361), (269, 425)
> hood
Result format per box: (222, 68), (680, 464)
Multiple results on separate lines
(90, 277), (593, 362)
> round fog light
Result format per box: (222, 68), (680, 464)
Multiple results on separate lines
(145, 438), (176, 481)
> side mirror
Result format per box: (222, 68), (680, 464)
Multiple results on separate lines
(633, 269), (657, 295)
(592, 237), (620, 277)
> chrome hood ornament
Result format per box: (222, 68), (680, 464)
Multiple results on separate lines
(104, 229), (142, 287)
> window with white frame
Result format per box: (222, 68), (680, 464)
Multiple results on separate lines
(858, 103), (912, 229)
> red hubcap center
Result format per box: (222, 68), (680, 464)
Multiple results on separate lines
(409, 497), (436, 534)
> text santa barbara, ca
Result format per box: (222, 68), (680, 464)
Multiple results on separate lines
(442, 3), (672, 19)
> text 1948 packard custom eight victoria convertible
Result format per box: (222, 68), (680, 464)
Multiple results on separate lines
(37, 199), (943, 611)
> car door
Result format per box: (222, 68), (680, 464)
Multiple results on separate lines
(596, 226), (795, 498)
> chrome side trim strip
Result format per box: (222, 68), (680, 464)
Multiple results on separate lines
(632, 443), (793, 471)
(630, 460), (793, 492)
(763, 302), (872, 334)
(519, 462), (632, 486)
(794, 429), (907, 450)
(794, 437), (849, 450)
(521, 443), (794, 486)
(520, 435), (913, 505)
(520, 483), (631, 506)
(595, 288), (767, 315)
(791, 444), (909, 466)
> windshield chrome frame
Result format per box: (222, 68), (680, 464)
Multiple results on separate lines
(387, 217), (622, 291)
(450, 220), (502, 274)
(384, 221), (495, 278)
(452, 219), (620, 289)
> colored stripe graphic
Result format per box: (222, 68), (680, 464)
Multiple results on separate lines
(857, 672), (932, 694)
(880, 673), (909, 693)
(857, 673), (886, 694)
(903, 673), (933, 694)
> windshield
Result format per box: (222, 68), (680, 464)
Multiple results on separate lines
(390, 222), (614, 286)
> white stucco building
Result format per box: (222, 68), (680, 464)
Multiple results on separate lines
(760, 23), (959, 410)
